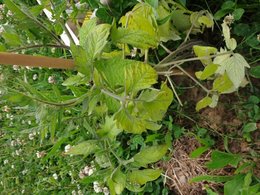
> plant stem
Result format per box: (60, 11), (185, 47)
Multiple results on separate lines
(101, 89), (125, 102)
(8, 44), (70, 52)
(166, 75), (183, 106)
(156, 51), (233, 69)
(175, 65), (210, 94)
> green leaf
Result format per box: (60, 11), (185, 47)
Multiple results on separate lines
(111, 28), (158, 49)
(214, 9), (231, 20)
(196, 97), (212, 111)
(206, 150), (242, 169)
(108, 169), (126, 195)
(233, 8), (245, 20)
(221, 1), (235, 10)
(79, 18), (111, 60)
(243, 123), (257, 133)
(190, 146), (209, 158)
(62, 74), (86, 86)
(95, 58), (157, 94)
(66, 140), (99, 156)
(212, 73), (234, 93)
(224, 174), (245, 195)
(171, 10), (191, 31)
(115, 109), (147, 134)
(195, 63), (218, 80)
(190, 175), (234, 183)
(132, 145), (168, 167)
(145, 0), (159, 8)
(193, 45), (217, 65)
(137, 83), (173, 121)
(127, 169), (162, 185)
(249, 66), (260, 78)
(97, 116), (122, 140)
(223, 53), (250, 88)
(2, 32), (21, 46)
(71, 45), (92, 79)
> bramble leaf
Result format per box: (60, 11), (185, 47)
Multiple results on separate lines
(212, 73), (234, 93)
(195, 63), (218, 80)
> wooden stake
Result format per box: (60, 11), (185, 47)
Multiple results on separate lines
(0, 52), (75, 69)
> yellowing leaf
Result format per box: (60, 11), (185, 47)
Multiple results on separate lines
(222, 53), (250, 88)
(111, 27), (158, 49)
(195, 63), (218, 80)
(193, 45), (217, 65)
(212, 73), (234, 93)
(196, 96), (212, 111)
(79, 19), (111, 60)
(127, 169), (162, 185)
(198, 15), (214, 28)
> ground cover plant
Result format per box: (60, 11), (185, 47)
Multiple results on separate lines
(0, 0), (259, 194)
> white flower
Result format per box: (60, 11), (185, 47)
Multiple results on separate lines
(78, 170), (85, 179)
(36, 151), (46, 158)
(78, 190), (83, 195)
(2, 105), (10, 112)
(7, 10), (13, 16)
(15, 149), (22, 156)
(13, 65), (19, 71)
(93, 181), (103, 193)
(11, 140), (16, 146)
(64, 144), (71, 153)
(28, 133), (34, 140)
(11, 165), (15, 169)
(103, 187), (109, 195)
(48, 76), (55, 84)
(71, 190), (77, 195)
(257, 34), (260, 42)
(53, 173), (58, 180)
(22, 169), (28, 175)
(28, 120), (32, 125)
(33, 74), (38, 80)
(3, 159), (9, 165)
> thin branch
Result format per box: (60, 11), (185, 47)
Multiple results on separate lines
(8, 44), (70, 52)
(155, 51), (233, 69)
(166, 75), (183, 106)
(175, 65), (210, 94)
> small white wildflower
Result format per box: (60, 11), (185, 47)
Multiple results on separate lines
(71, 190), (77, 195)
(93, 181), (103, 193)
(51, 48), (56, 53)
(88, 168), (94, 176)
(78, 170), (85, 179)
(16, 138), (22, 145)
(11, 164), (15, 169)
(131, 47), (137, 58)
(7, 10), (13, 16)
(22, 169), (28, 175)
(77, 184), (81, 190)
(2, 105), (10, 112)
(15, 149), (22, 156)
(3, 159), (9, 165)
(64, 144), (71, 153)
(33, 74), (38, 80)
(53, 173), (58, 180)
(103, 187), (109, 195)
(9, 115), (14, 120)
(28, 133), (35, 140)
(48, 76), (55, 84)
(21, 189), (25, 194)
(28, 120), (32, 125)
(11, 140), (16, 146)
(78, 190), (83, 195)
(36, 151), (46, 158)
(257, 34), (260, 42)
(13, 65), (19, 71)
(6, 113), (10, 119)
